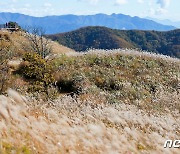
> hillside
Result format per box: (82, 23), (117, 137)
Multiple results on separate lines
(0, 30), (74, 55)
(0, 12), (176, 34)
(0, 46), (180, 153)
(47, 26), (180, 58)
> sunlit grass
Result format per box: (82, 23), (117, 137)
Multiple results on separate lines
(0, 30), (179, 153)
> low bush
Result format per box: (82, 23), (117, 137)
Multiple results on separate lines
(17, 52), (56, 96)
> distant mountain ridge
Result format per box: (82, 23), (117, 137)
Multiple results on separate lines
(0, 12), (176, 34)
(47, 26), (180, 58)
(146, 17), (180, 28)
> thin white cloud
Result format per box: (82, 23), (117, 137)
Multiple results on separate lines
(157, 0), (171, 8)
(149, 0), (172, 16)
(137, 0), (144, 3)
(0, 4), (55, 17)
(90, 0), (99, 4)
(44, 3), (52, 7)
(115, 0), (128, 5)
(24, 4), (31, 8)
(78, 0), (100, 5)
(155, 7), (168, 15)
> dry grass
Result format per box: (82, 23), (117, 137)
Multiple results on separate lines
(50, 41), (75, 54)
(0, 89), (179, 153)
(66, 48), (180, 63)
(53, 49), (180, 113)
(0, 33), (179, 153)
(0, 30), (75, 56)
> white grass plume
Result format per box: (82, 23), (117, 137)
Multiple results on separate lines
(0, 89), (179, 153)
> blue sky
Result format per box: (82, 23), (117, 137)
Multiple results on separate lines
(0, 0), (179, 21)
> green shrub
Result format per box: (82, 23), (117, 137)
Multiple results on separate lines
(18, 52), (55, 94)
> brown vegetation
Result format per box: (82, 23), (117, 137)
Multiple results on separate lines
(0, 89), (179, 153)
(0, 30), (179, 153)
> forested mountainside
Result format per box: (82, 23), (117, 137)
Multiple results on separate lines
(47, 27), (180, 58)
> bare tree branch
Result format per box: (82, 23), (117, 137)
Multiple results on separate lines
(24, 26), (52, 58)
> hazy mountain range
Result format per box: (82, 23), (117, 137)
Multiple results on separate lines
(0, 12), (176, 34)
(146, 17), (180, 28)
(47, 26), (180, 58)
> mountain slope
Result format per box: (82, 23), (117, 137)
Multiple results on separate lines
(146, 17), (180, 28)
(48, 26), (134, 51)
(0, 30), (74, 57)
(0, 12), (176, 34)
(0, 49), (179, 153)
(47, 26), (180, 58)
(0, 28), (179, 153)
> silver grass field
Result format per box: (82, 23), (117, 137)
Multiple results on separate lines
(0, 48), (179, 154)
